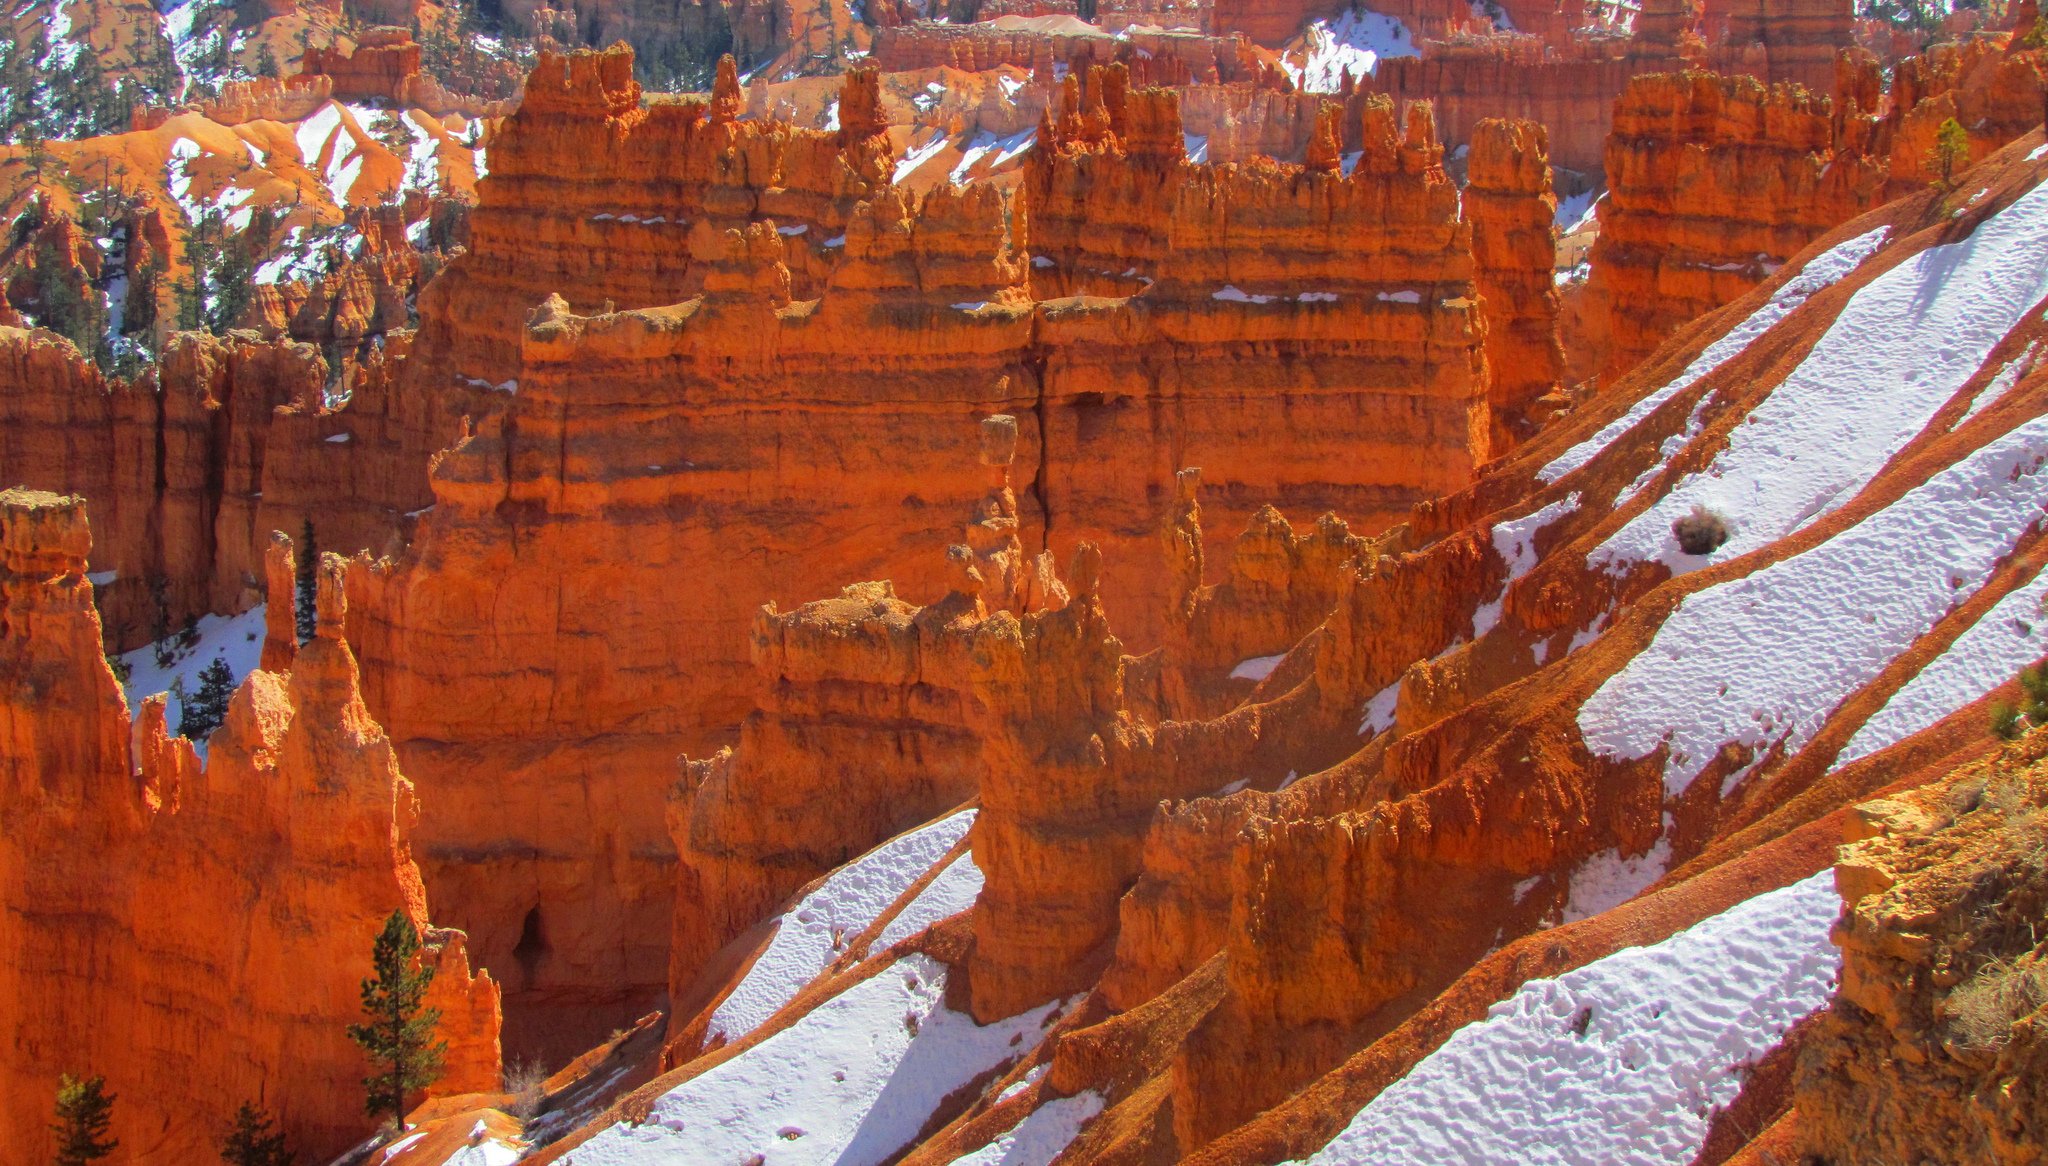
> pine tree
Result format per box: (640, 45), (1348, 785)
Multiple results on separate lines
(51, 1074), (118, 1166)
(179, 655), (236, 740)
(221, 1100), (295, 1166)
(1931, 117), (1970, 187)
(295, 519), (319, 645)
(346, 910), (446, 1128)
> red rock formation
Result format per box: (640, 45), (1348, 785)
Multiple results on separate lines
(300, 26), (425, 103)
(0, 491), (500, 1164)
(871, 21), (1272, 85)
(345, 46), (1499, 1058)
(668, 569), (990, 1025)
(1359, 45), (1657, 177)
(1466, 117), (1565, 450)
(1797, 741), (2048, 1164)
(1587, 45), (2044, 381)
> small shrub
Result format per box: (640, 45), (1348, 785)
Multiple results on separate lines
(1945, 954), (2048, 1049)
(1991, 654), (2048, 739)
(104, 653), (131, 684)
(503, 1058), (547, 1121)
(1672, 505), (1731, 556)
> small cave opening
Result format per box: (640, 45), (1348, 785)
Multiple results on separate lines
(512, 904), (549, 988)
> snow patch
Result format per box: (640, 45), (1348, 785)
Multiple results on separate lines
(1230, 653), (1287, 681)
(873, 852), (984, 950)
(1285, 8), (1418, 93)
(950, 127), (1037, 184)
(1836, 563), (2048, 767)
(574, 955), (1063, 1166)
(1562, 833), (1672, 923)
(1359, 679), (1400, 737)
(1472, 494), (1580, 638)
(118, 606), (267, 731)
(951, 1091), (1106, 1166)
(1591, 181), (2048, 576)
(1214, 285), (1275, 304)
(1580, 412), (2048, 798)
(892, 130), (950, 184)
(705, 811), (976, 1047)
(1296, 873), (1841, 1166)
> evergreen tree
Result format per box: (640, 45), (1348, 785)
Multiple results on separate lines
(346, 910), (446, 1128)
(179, 655), (236, 740)
(295, 519), (319, 645)
(1931, 117), (1971, 187)
(51, 1074), (118, 1166)
(221, 1100), (294, 1166)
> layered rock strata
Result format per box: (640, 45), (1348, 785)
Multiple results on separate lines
(1466, 117), (1565, 449)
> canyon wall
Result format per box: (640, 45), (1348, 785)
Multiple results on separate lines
(0, 326), (450, 651)
(343, 46), (1508, 1059)
(0, 491), (500, 1165)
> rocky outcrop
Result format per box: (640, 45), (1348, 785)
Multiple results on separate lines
(1797, 740), (2048, 1164)
(1466, 117), (1565, 450)
(0, 492), (500, 1165)
(1361, 41), (1658, 176)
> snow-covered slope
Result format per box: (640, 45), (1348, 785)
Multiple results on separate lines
(475, 131), (2048, 1166)
(1297, 874), (1839, 1165)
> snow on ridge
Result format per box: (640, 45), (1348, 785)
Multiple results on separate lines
(1580, 411), (2048, 798)
(1295, 872), (1841, 1166)
(1537, 225), (1891, 487)
(950, 127), (1037, 184)
(872, 851), (984, 951)
(1471, 493), (1580, 639)
(704, 809), (976, 1047)
(1592, 179), (2048, 577)
(574, 954), (1064, 1166)
(1960, 343), (2039, 426)
(1834, 562), (2048, 768)
(951, 1090), (1106, 1166)
(892, 130), (950, 184)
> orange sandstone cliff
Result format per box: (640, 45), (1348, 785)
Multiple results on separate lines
(341, 46), (1522, 1059)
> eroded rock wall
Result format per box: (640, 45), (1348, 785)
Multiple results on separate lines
(0, 326), (450, 651)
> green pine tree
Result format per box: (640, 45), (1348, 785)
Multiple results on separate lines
(295, 519), (319, 645)
(221, 1100), (295, 1166)
(51, 1074), (118, 1166)
(179, 655), (236, 740)
(346, 910), (446, 1129)
(1931, 117), (1970, 187)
